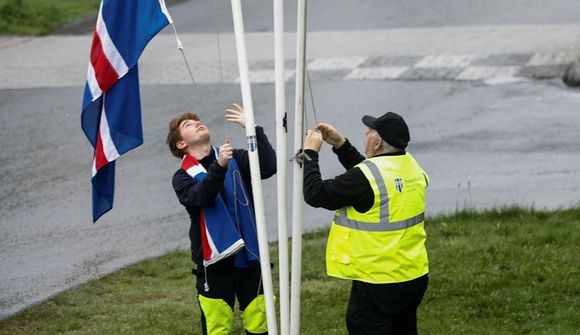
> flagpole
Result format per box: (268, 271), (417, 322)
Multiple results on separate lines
(230, 0), (278, 334)
(274, 0), (290, 334)
(290, 0), (307, 334)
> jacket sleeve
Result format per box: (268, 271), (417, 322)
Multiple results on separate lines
(235, 126), (277, 182)
(332, 139), (366, 170)
(172, 162), (227, 207)
(303, 149), (374, 212)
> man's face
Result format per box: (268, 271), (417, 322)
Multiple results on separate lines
(363, 127), (376, 157)
(178, 118), (210, 149)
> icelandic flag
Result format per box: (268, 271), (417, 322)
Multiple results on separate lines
(81, 0), (172, 222)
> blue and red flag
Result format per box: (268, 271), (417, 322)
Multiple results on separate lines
(82, 0), (172, 222)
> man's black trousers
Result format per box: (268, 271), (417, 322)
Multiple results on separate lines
(346, 274), (429, 335)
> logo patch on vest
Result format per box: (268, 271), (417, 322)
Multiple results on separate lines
(394, 178), (404, 192)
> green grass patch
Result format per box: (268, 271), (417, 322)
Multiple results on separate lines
(1, 207), (579, 334)
(0, 0), (99, 35)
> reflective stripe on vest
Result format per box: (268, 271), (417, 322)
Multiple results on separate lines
(334, 212), (424, 232)
(334, 159), (424, 232)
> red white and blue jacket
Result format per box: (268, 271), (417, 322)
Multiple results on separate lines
(172, 126), (276, 269)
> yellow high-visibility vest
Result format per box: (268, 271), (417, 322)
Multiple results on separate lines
(326, 153), (429, 284)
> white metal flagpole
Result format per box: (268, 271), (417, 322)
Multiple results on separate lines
(290, 0), (307, 334)
(230, 0), (278, 334)
(274, 0), (290, 334)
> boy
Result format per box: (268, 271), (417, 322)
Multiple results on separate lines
(167, 104), (276, 335)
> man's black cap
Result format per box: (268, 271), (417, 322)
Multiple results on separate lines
(362, 112), (410, 149)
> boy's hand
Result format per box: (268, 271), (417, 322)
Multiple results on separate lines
(217, 140), (233, 167)
(225, 103), (246, 128)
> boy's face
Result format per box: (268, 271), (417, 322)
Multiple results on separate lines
(177, 118), (210, 150)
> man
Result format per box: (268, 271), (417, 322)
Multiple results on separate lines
(167, 103), (276, 335)
(302, 112), (430, 335)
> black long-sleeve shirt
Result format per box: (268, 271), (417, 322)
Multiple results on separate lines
(172, 126), (276, 267)
(303, 139), (405, 213)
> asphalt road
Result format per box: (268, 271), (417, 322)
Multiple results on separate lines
(165, 0), (580, 33)
(1, 0), (579, 320)
(57, 0), (580, 35)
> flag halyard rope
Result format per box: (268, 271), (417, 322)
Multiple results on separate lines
(289, 65), (318, 166)
(169, 22), (209, 115)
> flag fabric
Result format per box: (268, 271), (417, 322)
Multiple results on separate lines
(81, 0), (172, 222)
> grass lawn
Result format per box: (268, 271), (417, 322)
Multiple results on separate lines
(0, 207), (578, 334)
(0, 0), (99, 35)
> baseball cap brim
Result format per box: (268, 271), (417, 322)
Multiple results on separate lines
(362, 115), (377, 129)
